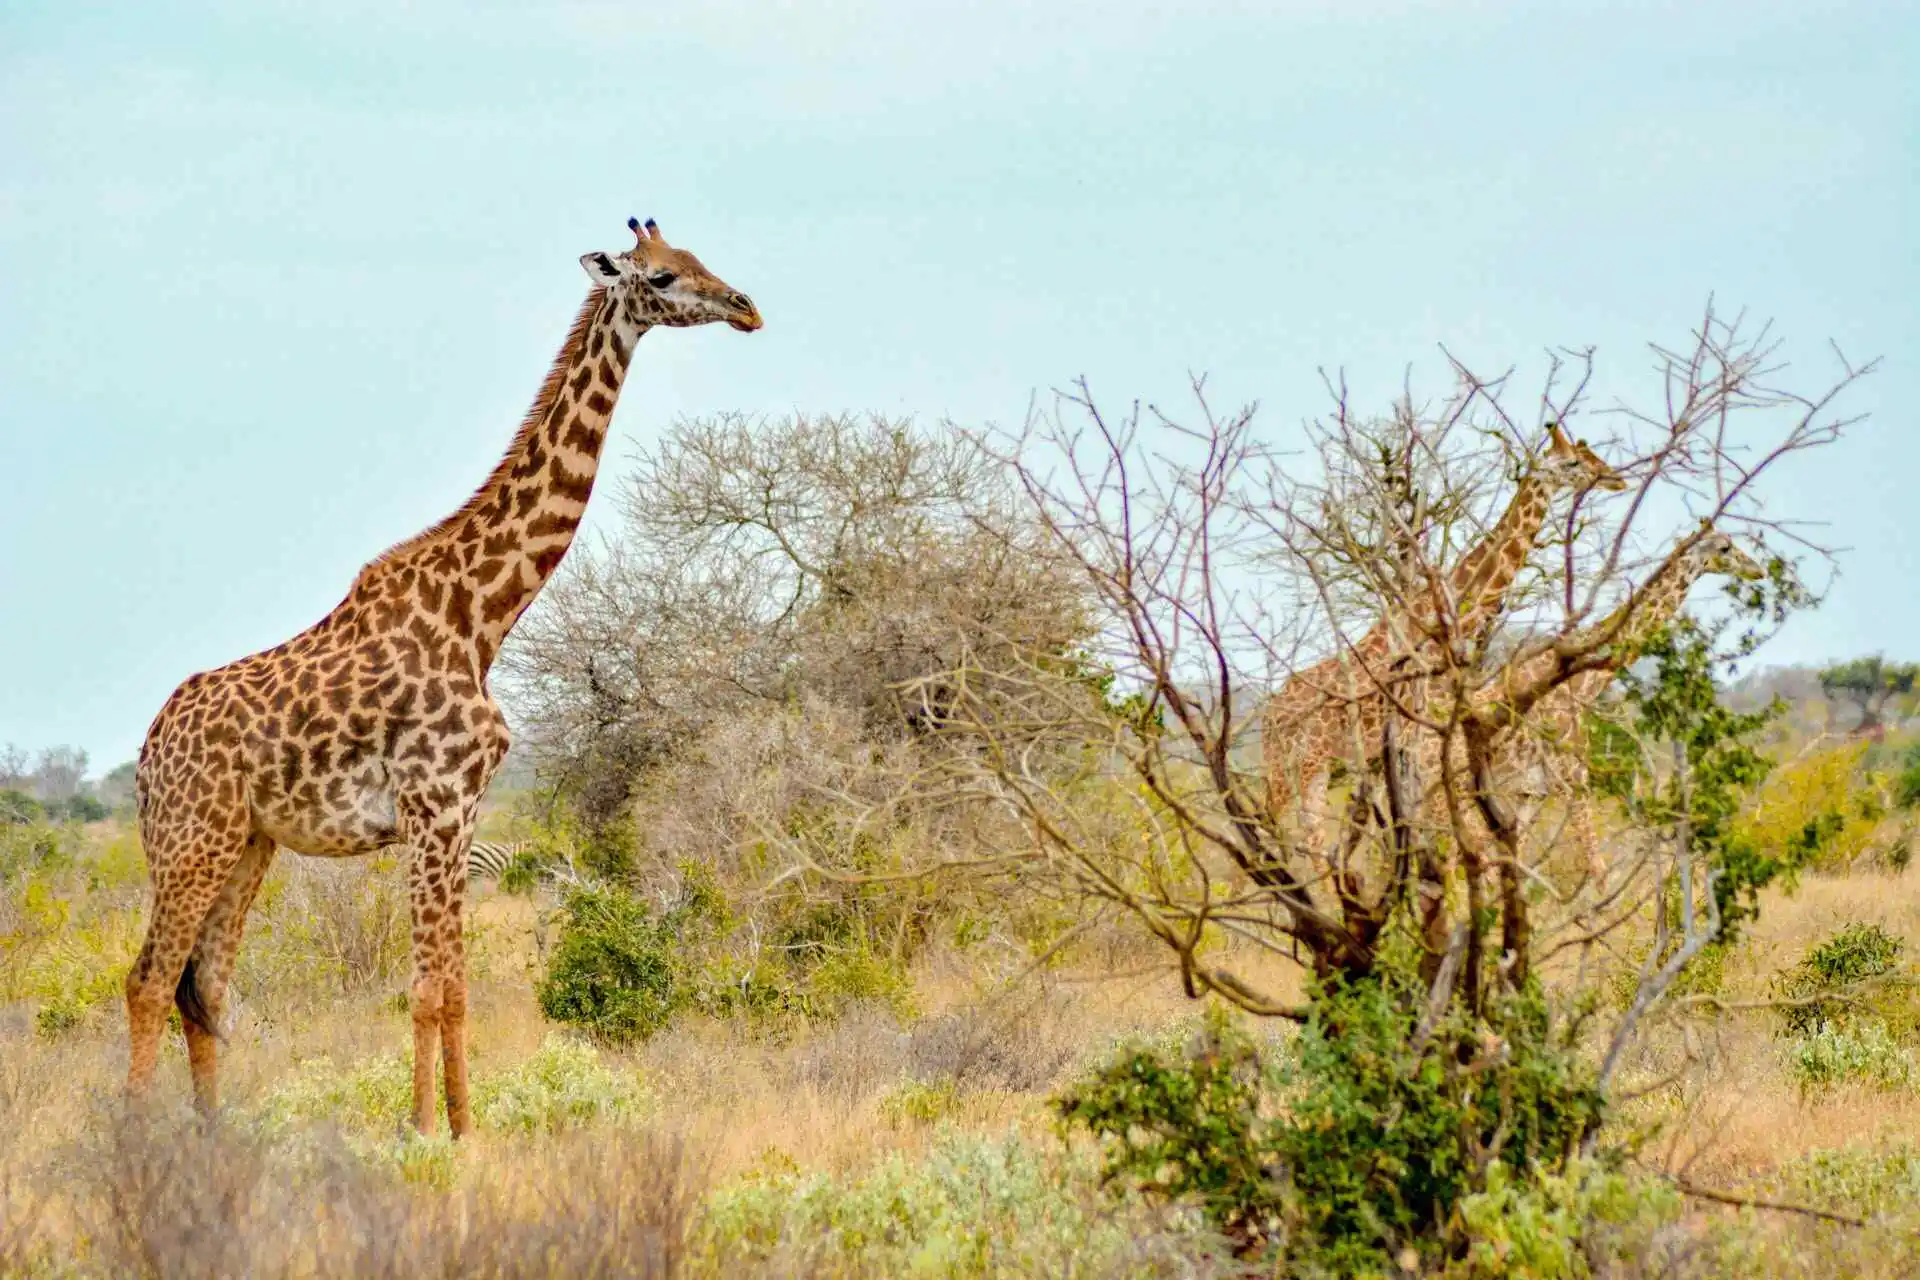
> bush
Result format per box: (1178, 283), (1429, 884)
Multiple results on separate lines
(1444, 1160), (1684, 1280)
(1787, 1022), (1917, 1095)
(1055, 963), (1607, 1273)
(1771, 922), (1908, 1038)
(1777, 1138), (1920, 1219)
(696, 1129), (1228, 1277)
(471, 1035), (650, 1136)
(537, 887), (685, 1044)
(1734, 741), (1881, 876)
(1895, 744), (1920, 811)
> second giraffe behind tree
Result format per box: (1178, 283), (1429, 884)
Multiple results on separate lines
(127, 217), (761, 1138)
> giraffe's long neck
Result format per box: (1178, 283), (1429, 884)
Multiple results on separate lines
(1423, 472), (1552, 645)
(1559, 546), (1710, 705)
(364, 287), (648, 670)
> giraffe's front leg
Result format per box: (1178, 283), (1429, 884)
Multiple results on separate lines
(402, 802), (475, 1138)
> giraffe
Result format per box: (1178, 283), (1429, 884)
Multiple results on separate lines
(1425, 522), (1767, 854)
(1261, 425), (1625, 837)
(127, 216), (761, 1136)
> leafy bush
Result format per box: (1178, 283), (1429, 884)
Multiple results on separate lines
(255, 1052), (417, 1139)
(0, 790), (45, 825)
(470, 1035), (650, 1135)
(1787, 1022), (1917, 1095)
(1734, 741), (1881, 877)
(696, 1129), (1228, 1277)
(1771, 922), (1908, 1038)
(537, 887), (685, 1044)
(1055, 964), (1606, 1273)
(1444, 1160), (1684, 1280)
(1894, 743), (1920, 812)
(1776, 1138), (1920, 1219)
(877, 1078), (961, 1128)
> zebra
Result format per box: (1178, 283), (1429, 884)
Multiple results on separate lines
(466, 839), (533, 883)
(465, 838), (590, 890)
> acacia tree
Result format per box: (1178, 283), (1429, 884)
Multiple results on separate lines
(906, 307), (1866, 1043)
(867, 308), (1871, 1261)
(1818, 654), (1917, 736)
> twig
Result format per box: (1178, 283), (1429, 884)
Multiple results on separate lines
(1670, 1176), (1867, 1229)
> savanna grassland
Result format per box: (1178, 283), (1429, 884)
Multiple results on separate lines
(7, 727), (1920, 1278)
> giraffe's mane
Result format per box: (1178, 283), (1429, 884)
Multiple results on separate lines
(364, 289), (607, 571)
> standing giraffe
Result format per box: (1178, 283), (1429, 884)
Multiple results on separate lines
(128, 217), (761, 1136)
(1432, 523), (1766, 847)
(1262, 425), (1624, 835)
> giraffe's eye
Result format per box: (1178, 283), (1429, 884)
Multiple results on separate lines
(647, 272), (677, 290)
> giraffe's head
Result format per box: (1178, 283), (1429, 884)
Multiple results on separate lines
(579, 217), (763, 333)
(1535, 423), (1627, 495)
(1689, 523), (1766, 581)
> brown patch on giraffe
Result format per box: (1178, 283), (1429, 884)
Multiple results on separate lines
(548, 460), (593, 505)
(524, 511), (579, 539)
(561, 417), (604, 454)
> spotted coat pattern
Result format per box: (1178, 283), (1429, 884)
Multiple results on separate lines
(126, 222), (761, 1136)
(1260, 427), (1625, 837)
(1419, 526), (1767, 855)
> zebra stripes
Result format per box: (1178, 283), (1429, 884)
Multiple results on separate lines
(466, 839), (532, 882)
(465, 838), (590, 889)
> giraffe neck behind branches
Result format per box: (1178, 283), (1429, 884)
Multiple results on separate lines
(1435, 470), (1553, 642)
(1560, 546), (1715, 704)
(351, 288), (646, 670)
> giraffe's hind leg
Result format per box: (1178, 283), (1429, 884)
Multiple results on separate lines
(178, 832), (277, 1113)
(125, 822), (254, 1097)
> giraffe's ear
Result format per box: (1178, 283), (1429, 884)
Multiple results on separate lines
(579, 252), (625, 286)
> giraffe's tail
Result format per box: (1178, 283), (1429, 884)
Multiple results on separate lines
(174, 958), (216, 1037)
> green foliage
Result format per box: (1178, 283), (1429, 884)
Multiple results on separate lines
(1583, 713), (1642, 801)
(1894, 744), (1920, 811)
(579, 812), (641, 883)
(0, 789), (45, 825)
(1778, 1139), (1920, 1219)
(1444, 1160), (1683, 1280)
(536, 870), (916, 1043)
(1737, 741), (1883, 876)
(1771, 922), (1907, 1038)
(1819, 655), (1918, 730)
(255, 1053), (418, 1138)
(1053, 1009), (1275, 1250)
(1055, 960), (1606, 1272)
(697, 1129), (1225, 1277)
(470, 1035), (651, 1135)
(537, 887), (686, 1044)
(1787, 1022), (1916, 1095)
(1614, 622), (1782, 941)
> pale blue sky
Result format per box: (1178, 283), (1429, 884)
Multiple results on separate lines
(1, 0), (1912, 773)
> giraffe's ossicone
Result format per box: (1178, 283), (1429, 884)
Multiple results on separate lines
(127, 217), (761, 1137)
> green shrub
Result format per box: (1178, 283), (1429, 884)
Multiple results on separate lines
(471, 1035), (650, 1135)
(255, 1053), (417, 1138)
(0, 790), (46, 825)
(1771, 922), (1907, 1038)
(696, 1129), (1227, 1276)
(1894, 744), (1920, 811)
(1444, 1160), (1683, 1280)
(1776, 1138), (1920, 1218)
(537, 887), (684, 1044)
(1787, 1022), (1916, 1095)
(1055, 962), (1605, 1272)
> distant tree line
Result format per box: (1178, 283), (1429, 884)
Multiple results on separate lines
(0, 744), (135, 825)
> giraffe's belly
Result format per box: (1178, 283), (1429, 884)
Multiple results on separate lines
(249, 758), (400, 858)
